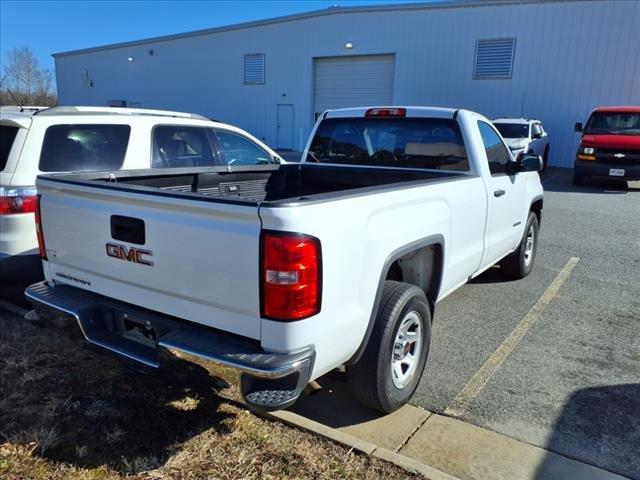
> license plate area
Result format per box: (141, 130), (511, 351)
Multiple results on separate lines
(609, 168), (625, 176)
(101, 306), (158, 348)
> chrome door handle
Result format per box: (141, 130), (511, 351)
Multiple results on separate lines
(494, 189), (506, 197)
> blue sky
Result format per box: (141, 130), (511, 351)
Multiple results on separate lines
(0, 0), (428, 72)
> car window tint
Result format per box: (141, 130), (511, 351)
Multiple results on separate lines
(153, 126), (215, 168)
(1, 125), (19, 171)
(478, 121), (511, 175)
(39, 124), (130, 172)
(494, 123), (529, 139)
(213, 130), (271, 166)
(585, 112), (640, 135)
(307, 117), (469, 171)
(532, 123), (542, 136)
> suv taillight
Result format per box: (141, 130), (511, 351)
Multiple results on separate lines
(0, 186), (38, 215)
(261, 231), (321, 321)
(34, 195), (47, 260)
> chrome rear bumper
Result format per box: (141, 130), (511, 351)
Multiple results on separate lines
(25, 281), (314, 411)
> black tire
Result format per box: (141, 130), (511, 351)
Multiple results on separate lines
(542, 146), (549, 171)
(572, 171), (585, 186)
(346, 281), (431, 413)
(501, 211), (539, 279)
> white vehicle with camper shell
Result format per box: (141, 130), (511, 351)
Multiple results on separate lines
(26, 106), (543, 413)
(493, 117), (549, 170)
(0, 106), (283, 284)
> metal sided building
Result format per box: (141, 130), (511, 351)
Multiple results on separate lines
(53, 0), (640, 167)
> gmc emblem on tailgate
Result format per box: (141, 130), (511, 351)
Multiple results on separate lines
(106, 242), (153, 267)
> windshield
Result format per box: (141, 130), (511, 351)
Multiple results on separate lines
(494, 123), (529, 139)
(307, 117), (469, 170)
(584, 112), (640, 135)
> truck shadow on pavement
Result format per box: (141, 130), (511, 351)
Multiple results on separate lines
(468, 265), (514, 284)
(0, 311), (238, 473)
(291, 372), (385, 428)
(535, 383), (640, 480)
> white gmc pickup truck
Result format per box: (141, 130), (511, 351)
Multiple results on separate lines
(26, 107), (543, 413)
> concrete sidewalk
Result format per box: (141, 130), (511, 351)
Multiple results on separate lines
(268, 376), (627, 480)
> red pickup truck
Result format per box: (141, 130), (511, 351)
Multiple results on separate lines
(573, 106), (640, 186)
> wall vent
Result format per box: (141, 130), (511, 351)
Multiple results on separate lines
(474, 38), (516, 79)
(243, 53), (265, 84)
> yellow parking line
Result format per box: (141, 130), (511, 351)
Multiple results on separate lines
(444, 257), (580, 417)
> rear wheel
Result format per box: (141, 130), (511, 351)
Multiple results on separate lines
(501, 211), (539, 279)
(542, 146), (550, 171)
(346, 281), (431, 413)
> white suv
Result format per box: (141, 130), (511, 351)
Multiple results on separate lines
(0, 106), (283, 284)
(493, 118), (550, 169)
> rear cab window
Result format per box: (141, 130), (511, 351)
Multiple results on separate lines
(307, 117), (469, 170)
(1, 125), (20, 171)
(39, 124), (130, 172)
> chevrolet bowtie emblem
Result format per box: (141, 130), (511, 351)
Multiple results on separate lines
(614, 153), (626, 158)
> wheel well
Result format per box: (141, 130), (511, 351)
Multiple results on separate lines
(531, 198), (543, 225)
(385, 243), (443, 310)
(346, 241), (443, 366)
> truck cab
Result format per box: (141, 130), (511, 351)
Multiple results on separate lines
(573, 106), (640, 185)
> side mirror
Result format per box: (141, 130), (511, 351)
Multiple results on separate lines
(574, 122), (583, 133)
(508, 153), (543, 174)
(532, 131), (542, 139)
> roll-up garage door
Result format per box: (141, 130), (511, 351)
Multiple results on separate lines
(314, 54), (395, 116)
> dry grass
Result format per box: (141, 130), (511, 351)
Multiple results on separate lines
(0, 307), (422, 479)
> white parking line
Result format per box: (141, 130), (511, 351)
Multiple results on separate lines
(444, 257), (580, 417)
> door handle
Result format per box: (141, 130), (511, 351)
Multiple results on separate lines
(494, 189), (506, 197)
(111, 215), (146, 245)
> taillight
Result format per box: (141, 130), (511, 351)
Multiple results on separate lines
(0, 186), (38, 215)
(34, 195), (47, 260)
(365, 108), (406, 117)
(261, 231), (321, 321)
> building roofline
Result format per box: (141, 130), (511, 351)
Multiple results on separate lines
(51, 0), (584, 58)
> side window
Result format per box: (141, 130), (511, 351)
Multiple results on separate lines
(478, 121), (511, 175)
(153, 126), (215, 168)
(39, 124), (130, 172)
(213, 130), (271, 166)
(532, 123), (542, 137)
(1, 126), (19, 171)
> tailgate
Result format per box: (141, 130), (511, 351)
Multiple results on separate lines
(37, 178), (263, 340)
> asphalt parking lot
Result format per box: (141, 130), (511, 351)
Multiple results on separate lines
(411, 169), (639, 478)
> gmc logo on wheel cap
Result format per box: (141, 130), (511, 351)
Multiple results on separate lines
(106, 242), (153, 266)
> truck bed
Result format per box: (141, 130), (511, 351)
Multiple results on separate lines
(35, 163), (466, 341)
(43, 163), (464, 205)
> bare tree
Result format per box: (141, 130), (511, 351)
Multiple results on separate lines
(1, 46), (57, 106)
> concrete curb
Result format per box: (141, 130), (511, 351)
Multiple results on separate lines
(266, 410), (460, 480)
